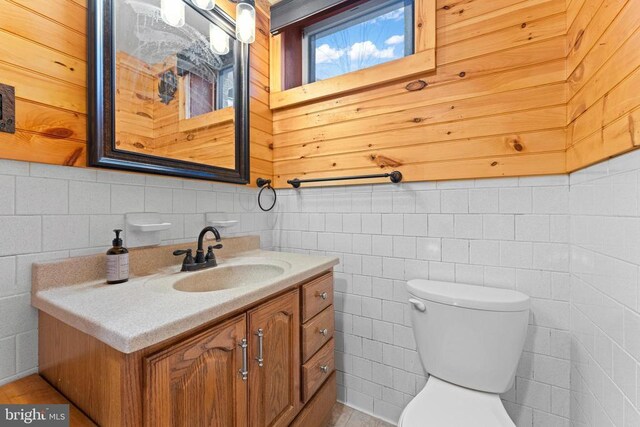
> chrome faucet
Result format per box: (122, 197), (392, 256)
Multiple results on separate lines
(173, 226), (223, 272)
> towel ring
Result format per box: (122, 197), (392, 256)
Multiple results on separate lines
(256, 178), (277, 212)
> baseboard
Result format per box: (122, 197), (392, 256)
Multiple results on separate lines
(337, 398), (399, 426)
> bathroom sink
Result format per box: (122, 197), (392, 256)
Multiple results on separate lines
(173, 263), (286, 292)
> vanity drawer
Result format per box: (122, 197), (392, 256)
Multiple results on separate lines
(301, 339), (335, 403)
(301, 272), (333, 322)
(301, 305), (334, 362)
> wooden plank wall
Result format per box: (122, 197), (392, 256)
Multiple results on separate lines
(565, 0), (640, 170)
(0, 0), (273, 186)
(270, 0), (569, 187)
(2, 0), (639, 187)
(114, 52), (156, 154)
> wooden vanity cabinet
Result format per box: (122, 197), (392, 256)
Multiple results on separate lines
(39, 270), (336, 427)
(144, 290), (301, 427)
(144, 315), (248, 427)
(248, 290), (301, 427)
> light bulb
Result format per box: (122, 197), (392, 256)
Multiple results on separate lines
(236, 2), (255, 44)
(210, 23), (230, 55)
(161, 0), (185, 27)
(192, 0), (215, 10)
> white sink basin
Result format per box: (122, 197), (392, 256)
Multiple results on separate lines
(173, 263), (285, 292)
(142, 257), (292, 294)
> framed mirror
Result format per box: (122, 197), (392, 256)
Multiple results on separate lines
(88, 0), (250, 184)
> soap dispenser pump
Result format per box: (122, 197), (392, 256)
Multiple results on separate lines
(106, 229), (129, 284)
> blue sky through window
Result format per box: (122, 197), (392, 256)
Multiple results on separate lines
(310, 1), (411, 82)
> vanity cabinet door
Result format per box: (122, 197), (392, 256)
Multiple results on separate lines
(248, 289), (301, 427)
(144, 314), (248, 427)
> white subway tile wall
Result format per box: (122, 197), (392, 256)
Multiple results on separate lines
(570, 150), (640, 427)
(3, 149), (640, 426)
(273, 176), (572, 425)
(0, 160), (275, 386)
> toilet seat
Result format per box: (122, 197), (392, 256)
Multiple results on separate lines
(398, 376), (515, 427)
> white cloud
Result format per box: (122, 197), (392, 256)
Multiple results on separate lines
(348, 41), (395, 61)
(385, 35), (405, 45)
(371, 8), (404, 23)
(315, 43), (345, 64)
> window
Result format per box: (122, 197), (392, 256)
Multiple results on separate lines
(303, 0), (414, 83)
(180, 66), (234, 120)
(217, 66), (235, 109)
(270, 0), (435, 108)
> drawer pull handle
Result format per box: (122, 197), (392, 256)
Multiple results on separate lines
(256, 328), (264, 367)
(318, 291), (328, 300)
(319, 365), (329, 374)
(239, 338), (248, 381)
(319, 328), (328, 336)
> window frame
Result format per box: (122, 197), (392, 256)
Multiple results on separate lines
(177, 70), (236, 134)
(217, 65), (235, 109)
(301, 0), (414, 84)
(270, 0), (436, 110)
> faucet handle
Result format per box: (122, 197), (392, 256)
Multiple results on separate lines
(173, 249), (195, 270)
(205, 244), (223, 262)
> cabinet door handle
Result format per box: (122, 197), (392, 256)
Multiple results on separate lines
(255, 328), (264, 367)
(318, 291), (328, 300)
(319, 365), (329, 374)
(319, 328), (328, 336)
(239, 338), (248, 381)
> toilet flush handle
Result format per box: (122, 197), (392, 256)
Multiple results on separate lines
(409, 298), (426, 312)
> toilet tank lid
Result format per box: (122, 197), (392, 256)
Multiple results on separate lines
(407, 279), (530, 312)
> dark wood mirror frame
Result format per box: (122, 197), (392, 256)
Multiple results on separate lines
(88, 0), (251, 184)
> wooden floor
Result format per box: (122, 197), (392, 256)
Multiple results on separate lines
(329, 403), (396, 427)
(0, 376), (392, 427)
(0, 375), (96, 426)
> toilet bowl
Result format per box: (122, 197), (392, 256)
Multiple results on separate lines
(398, 376), (514, 426)
(399, 279), (530, 427)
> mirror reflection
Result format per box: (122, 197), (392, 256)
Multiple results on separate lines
(114, 0), (237, 170)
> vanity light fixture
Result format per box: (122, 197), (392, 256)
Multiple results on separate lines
(235, 0), (256, 44)
(161, 0), (185, 27)
(192, 0), (215, 10)
(209, 23), (230, 55)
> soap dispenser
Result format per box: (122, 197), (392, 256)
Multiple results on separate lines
(106, 229), (129, 284)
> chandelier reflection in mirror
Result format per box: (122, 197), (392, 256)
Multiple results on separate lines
(123, 0), (236, 117)
(192, 0), (215, 10)
(210, 22), (230, 54)
(158, 69), (178, 104)
(160, 0), (185, 27)
(161, 0), (256, 45)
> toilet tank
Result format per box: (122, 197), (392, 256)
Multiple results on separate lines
(407, 280), (529, 394)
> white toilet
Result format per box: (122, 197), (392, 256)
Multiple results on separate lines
(399, 279), (530, 427)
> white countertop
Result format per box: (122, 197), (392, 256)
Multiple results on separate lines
(32, 250), (339, 353)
